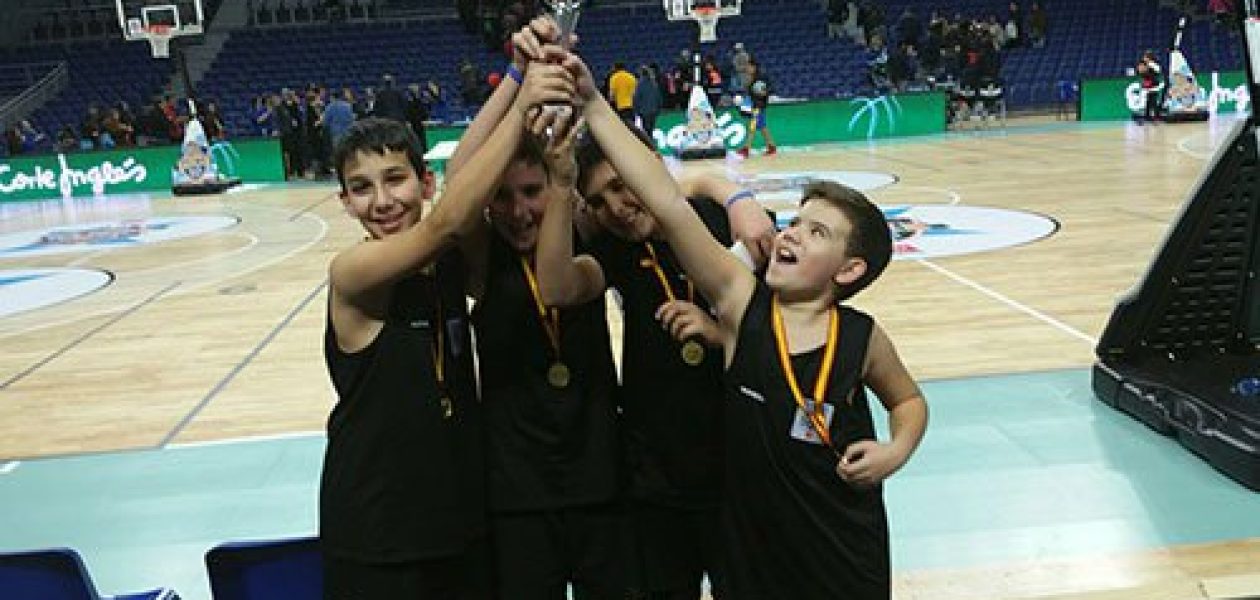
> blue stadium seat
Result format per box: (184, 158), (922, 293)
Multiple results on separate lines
(204, 537), (320, 600)
(0, 548), (178, 600)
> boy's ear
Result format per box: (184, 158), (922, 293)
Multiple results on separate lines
(833, 257), (868, 289)
(421, 169), (437, 200)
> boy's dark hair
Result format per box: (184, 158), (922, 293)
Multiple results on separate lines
(512, 134), (548, 177)
(801, 180), (891, 300)
(574, 124), (655, 205)
(333, 117), (427, 189)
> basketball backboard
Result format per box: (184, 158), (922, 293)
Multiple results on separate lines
(116, 0), (204, 57)
(664, 0), (741, 43)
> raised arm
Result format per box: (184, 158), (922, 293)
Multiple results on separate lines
(566, 53), (756, 331)
(533, 116), (607, 307)
(331, 60), (575, 301)
(447, 17), (564, 179)
(678, 168), (775, 269)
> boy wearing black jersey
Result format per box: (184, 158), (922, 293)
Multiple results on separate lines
(562, 51), (928, 600)
(533, 126), (773, 600)
(445, 20), (624, 600)
(320, 54), (575, 598)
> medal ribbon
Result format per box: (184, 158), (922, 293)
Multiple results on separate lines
(519, 257), (562, 358)
(431, 294), (446, 390)
(771, 294), (839, 448)
(643, 241), (694, 304)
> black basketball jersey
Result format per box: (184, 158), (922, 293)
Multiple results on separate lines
(321, 250), (486, 563)
(587, 197), (731, 509)
(722, 281), (890, 599)
(472, 232), (621, 512)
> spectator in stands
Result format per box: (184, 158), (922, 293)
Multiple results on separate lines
(608, 62), (638, 123)
(896, 8), (922, 51)
(731, 42), (751, 92)
(161, 96), (184, 142)
(277, 88), (305, 178)
(1209, 0), (1235, 27)
(1028, 2), (1046, 47)
(304, 87), (329, 177)
(202, 101), (227, 141)
(405, 83), (429, 152)
(326, 87), (356, 148)
(865, 35), (891, 92)
(826, 0), (847, 39)
(103, 108), (135, 147)
(357, 87), (375, 119)
(857, 1), (885, 49)
(372, 74), (408, 122)
(81, 106), (107, 150)
(1007, 2), (1024, 46)
(57, 126), (78, 152)
(18, 121), (48, 153)
(1003, 15), (1019, 49)
(251, 96), (275, 137)
(4, 126), (21, 156)
(633, 64), (663, 134)
(888, 41), (918, 92)
(458, 58), (484, 107)
(701, 55), (723, 108)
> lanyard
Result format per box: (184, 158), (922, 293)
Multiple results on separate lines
(643, 241), (694, 304)
(771, 294), (839, 448)
(519, 257), (562, 358)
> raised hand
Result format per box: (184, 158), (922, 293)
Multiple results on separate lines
(514, 56), (576, 114)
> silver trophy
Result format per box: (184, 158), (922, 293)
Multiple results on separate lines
(542, 0), (582, 123)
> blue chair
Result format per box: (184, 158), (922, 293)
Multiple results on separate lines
(204, 537), (320, 600)
(0, 548), (178, 600)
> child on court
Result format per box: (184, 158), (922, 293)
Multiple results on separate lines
(737, 60), (776, 159)
(320, 52), (576, 599)
(533, 123), (774, 600)
(563, 50), (928, 599)
(444, 20), (625, 599)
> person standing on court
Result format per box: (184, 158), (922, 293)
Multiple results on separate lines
(444, 19), (625, 599)
(560, 48), (928, 600)
(608, 61), (638, 124)
(319, 53), (576, 598)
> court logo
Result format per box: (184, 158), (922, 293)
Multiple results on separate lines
(774, 205), (1058, 260)
(739, 171), (898, 202)
(0, 268), (113, 318)
(0, 215), (239, 258)
(0, 154), (147, 198)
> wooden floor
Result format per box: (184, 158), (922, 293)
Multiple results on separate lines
(2, 116), (1256, 598)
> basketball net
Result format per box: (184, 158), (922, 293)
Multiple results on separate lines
(146, 24), (173, 58)
(693, 7), (719, 43)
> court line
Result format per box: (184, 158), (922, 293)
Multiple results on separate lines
(0, 461), (19, 475)
(166, 429), (324, 450)
(0, 281), (182, 390)
(917, 259), (1098, 346)
(157, 279), (330, 449)
(0, 212), (327, 341)
(289, 191), (338, 222)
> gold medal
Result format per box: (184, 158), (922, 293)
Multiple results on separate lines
(439, 397), (454, 419)
(547, 361), (571, 388)
(680, 339), (705, 366)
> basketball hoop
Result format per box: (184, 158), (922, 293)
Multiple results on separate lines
(692, 6), (719, 43)
(146, 24), (173, 58)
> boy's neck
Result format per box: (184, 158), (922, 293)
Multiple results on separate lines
(776, 289), (836, 323)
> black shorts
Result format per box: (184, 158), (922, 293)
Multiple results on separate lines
(323, 538), (492, 600)
(627, 502), (725, 599)
(491, 504), (628, 600)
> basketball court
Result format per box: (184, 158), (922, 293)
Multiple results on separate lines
(3, 111), (1260, 598)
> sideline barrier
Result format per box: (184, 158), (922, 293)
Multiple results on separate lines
(1080, 70), (1251, 121)
(0, 139), (285, 202)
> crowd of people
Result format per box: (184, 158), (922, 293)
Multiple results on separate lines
(248, 75), (440, 179)
(1, 96), (229, 158)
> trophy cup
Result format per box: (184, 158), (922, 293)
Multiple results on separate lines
(541, 0), (582, 125)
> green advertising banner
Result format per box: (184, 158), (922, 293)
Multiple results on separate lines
(653, 93), (948, 152)
(0, 138), (286, 202)
(1081, 70), (1251, 121)
(423, 92), (947, 159)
